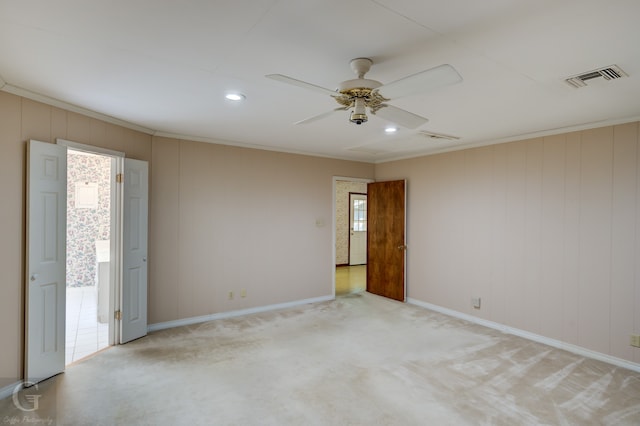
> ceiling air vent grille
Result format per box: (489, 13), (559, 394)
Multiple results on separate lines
(565, 65), (628, 88)
(418, 131), (460, 141)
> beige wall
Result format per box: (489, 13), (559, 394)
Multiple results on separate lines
(0, 92), (374, 385)
(3, 87), (638, 385)
(149, 136), (374, 324)
(0, 91), (151, 387)
(0, 90), (374, 386)
(376, 123), (640, 364)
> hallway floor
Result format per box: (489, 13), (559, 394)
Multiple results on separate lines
(336, 265), (366, 295)
(66, 286), (109, 365)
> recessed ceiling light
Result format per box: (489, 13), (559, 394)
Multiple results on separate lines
(225, 93), (245, 101)
(385, 126), (398, 133)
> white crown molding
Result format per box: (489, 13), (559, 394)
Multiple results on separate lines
(1, 79), (375, 163)
(1, 80), (374, 163)
(376, 115), (640, 164)
(407, 298), (640, 374)
(1, 83), (155, 136)
(153, 130), (376, 164)
(5, 80), (637, 165)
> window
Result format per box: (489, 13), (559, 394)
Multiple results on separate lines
(352, 199), (367, 231)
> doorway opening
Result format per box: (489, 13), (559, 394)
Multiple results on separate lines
(333, 178), (373, 296)
(65, 148), (114, 365)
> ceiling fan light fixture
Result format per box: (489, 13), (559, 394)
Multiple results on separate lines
(268, 57), (462, 128)
(350, 98), (368, 125)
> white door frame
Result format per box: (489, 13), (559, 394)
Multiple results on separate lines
(58, 140), (148, 344)
(57, 139), (124, 345)
(332, 176), (374, 299)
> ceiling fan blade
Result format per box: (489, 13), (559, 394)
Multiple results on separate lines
(373, 104), (428, 129)
(266, 74), (338, 96)
(376, 64), (462, 100)
(295, 107), (348, 125)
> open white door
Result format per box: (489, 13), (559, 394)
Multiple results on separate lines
(349, 193), (367, 265)
(25, 140), (67, 384)
(120, 158), (148, 343)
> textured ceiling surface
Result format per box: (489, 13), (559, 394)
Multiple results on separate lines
(1, 0), (639, 162)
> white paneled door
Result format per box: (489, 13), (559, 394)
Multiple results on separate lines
(120, 158), (148, 343)
(26, 140), (149, 383)
(349, 193), (367, 265)
(26, 140), (67, 384)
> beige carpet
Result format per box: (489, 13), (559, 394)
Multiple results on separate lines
(2, 292), (640, 425)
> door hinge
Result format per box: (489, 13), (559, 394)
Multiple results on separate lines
(116, 173), (123, 183)
(115, 310), (122, 320)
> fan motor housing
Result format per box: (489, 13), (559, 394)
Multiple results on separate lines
(338, 78), (381, 92)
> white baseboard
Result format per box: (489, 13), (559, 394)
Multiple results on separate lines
(407, 298), (640, 374)
(148, 295), (334, 332)
(0, 381), (22, 401)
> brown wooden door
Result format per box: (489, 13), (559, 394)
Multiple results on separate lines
(366, 180), (406, 301)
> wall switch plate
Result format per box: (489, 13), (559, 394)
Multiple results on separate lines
(472, 297), (481, 309)
(228, 291), (234, 301)
(631, 335), (640, 348)
(241, 289), (246, 298)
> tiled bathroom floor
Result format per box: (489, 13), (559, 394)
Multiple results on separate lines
(66, 286), (109, 365)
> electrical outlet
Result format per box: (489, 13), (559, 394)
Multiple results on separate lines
(630, 335), (640, 348)
(472, 297), (481, 309)
(228, 291), (234, 301)
(241, 289), (246, 298)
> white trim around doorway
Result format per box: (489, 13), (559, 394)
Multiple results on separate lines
(332, 176), (374, 299)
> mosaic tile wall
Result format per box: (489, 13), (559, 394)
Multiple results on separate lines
(335, 180), (367, 265)
(66, 151), (111, 287)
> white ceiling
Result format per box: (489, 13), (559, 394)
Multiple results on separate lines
(1, 0), (639, 163)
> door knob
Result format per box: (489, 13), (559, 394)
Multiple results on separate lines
(30, 274), (38, 281)
(397, 245), (407, 250)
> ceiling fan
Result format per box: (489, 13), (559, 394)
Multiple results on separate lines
(266, 58), (462, 129)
